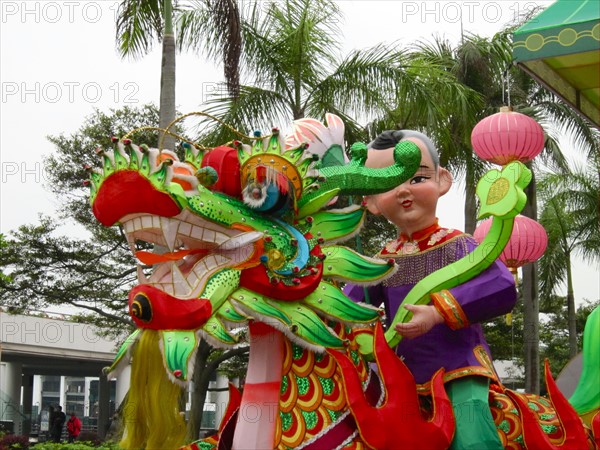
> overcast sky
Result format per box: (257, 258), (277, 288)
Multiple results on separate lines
(1, 0), (597, 306)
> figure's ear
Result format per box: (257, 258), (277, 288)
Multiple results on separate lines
(364, 195), (381, 215)
(438, 167), (453, 196)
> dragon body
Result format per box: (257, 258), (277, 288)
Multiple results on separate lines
(89, 115), (599, 449)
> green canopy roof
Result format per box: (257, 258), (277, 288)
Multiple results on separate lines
(513, 0), (600, 127)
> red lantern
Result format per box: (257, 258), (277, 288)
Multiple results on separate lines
(473, 215), (548, 271)
(471, 107), (545, 165)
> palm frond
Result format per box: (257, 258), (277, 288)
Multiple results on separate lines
(177, 0), (241, 97)
(538, 198), (571, 299)
(196, 84), (291, 146)
(116, 0), (163, 58)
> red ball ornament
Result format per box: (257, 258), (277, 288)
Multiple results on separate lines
(474, 215), (548, 269)
(471, 107), (545, 165)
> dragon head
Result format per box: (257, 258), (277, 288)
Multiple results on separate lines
(89, 114), (420, 382)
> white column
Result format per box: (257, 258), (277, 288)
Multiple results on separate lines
(1, 361), (23, 433)
(84, 378), (92, 416)
(114, 365), (131, 410)
(32, 375), (42, 411)
(59, 376), (66, 410)
(214, 373), (230, 426)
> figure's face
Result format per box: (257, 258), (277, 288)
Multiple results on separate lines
(365, 138), (451, 237)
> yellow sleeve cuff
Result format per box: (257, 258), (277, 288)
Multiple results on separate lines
(431, 290), (469, 330)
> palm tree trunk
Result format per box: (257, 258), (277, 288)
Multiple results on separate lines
(522, 167), (540, 394)
(464, 177), (478, 234)
(566, 257), (577, 358)
(160, 0), (176, 151)
(216, 0), (241, 98)
(522, 262), (540, 394)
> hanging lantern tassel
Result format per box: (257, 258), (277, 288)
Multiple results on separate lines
(505, 267), (519, 325)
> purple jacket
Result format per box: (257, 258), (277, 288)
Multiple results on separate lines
(345, 232), (516, 385)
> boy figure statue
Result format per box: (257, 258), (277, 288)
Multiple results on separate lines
(346, 130), (517, 450)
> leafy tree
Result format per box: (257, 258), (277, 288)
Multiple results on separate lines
(0, 235), (10, 284)
(189, 0), (474, 147)
(485, 295), (525, 364)
(539, 297), (599, 377)
(538, 165), (600, 358)
(0, 106), (163, 333)
(0, 105), (248, 441)
(485, 292), (599, 386)
(1, 218), (132, 334)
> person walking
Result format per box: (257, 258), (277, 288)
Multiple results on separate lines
(67, 411), (82, 443)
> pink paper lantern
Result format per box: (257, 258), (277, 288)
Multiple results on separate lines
(473, 215), (548, 269)
(471, 107), (545, 165)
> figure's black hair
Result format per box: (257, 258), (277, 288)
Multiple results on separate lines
(368, 130), (439, 168)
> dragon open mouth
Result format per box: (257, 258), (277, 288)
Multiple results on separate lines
(121, 210), (263, 299)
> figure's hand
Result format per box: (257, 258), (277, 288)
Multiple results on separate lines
(394, 304), (444, 339)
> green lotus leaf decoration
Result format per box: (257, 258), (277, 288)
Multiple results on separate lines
(477, 161), (531, 219)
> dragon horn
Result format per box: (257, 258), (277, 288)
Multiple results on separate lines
(329, 322), (454, 449)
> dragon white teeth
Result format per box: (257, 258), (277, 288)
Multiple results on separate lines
(219, 231), (263, 250)
(161, 283), (175, 295)
(190, 225), (204, 240)
(179, 221), (192, 236)
(123, 220), (134, 234)
(172, 263), (192, 297)
(149, 262), (172, 283)
(204, 229), (216, 243)
(161, 217), (179, 251)
(137, 266), (149, 284)
(126, 235), (136, 254)
(141, 216), (152, 228)
(133, 217), (142, 231)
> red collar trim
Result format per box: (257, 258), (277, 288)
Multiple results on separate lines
(398, 220), (441, 243)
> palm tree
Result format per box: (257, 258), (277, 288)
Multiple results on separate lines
(116, 0), (177, 149)
(115, 1), (245, 439)
(538, 164), (600, 358)
(189, 0), (475, 146)
(115, 0), (242, 149)
(176, 0), (242, 97)
(502, 29), (598, 393)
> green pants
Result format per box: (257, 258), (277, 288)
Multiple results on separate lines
(447, 377), (503, 450)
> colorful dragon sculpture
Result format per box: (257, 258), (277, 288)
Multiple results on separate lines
(88, 114), (599, 449)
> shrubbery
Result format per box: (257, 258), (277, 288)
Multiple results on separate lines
(30, 441), (121, 450)
(0, 429), (121, 450)
(0, 433), (30, 450)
